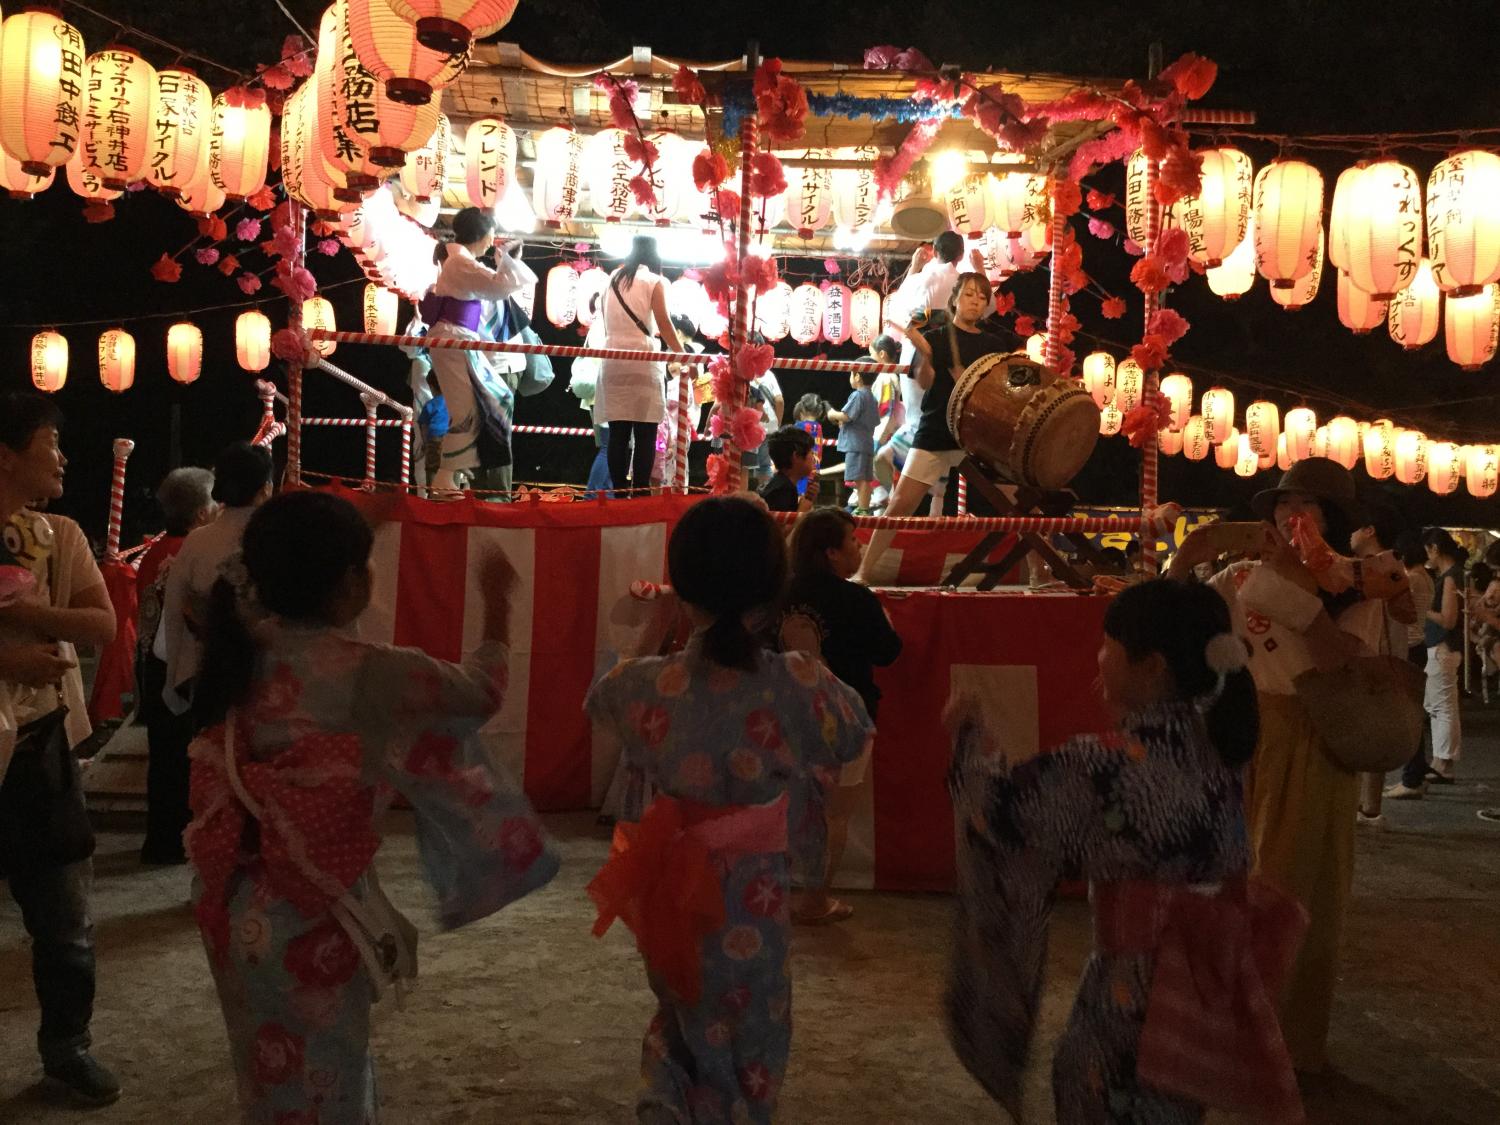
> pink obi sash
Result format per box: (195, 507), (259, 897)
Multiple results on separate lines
(1092, 876), (1309, 1124)
(587, 793), (788, 1005)
(185, 716), (381, 962)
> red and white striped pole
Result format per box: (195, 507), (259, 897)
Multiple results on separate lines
(399, 417), (413, 488)
(105, 438), (134, 561)
(360, 392), (379, 490)
(285, 202), (306, 486)
(725, 59), (760, 494)
(1139, 157), (1163, 573)
(1043, 180), (1069, 371)
(956, 473), (969, 515)
(673, 363), (692, 493)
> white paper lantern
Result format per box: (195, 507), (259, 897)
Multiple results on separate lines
(363, 284), (399, 334)
(1325, 416), (1360, 470)
(80, 48), (155, 189)
(1254, 160), (1324, 289)
(531, 125), (585, 226)
(791, 283), (823, 345)
(209, 94), (271, 200)
(1277, 433), (1293, 471)
(1159, 427), (1184, 456)
(65, 154), (121, 202)
(1337, 269), (1388, 333)
(832, 145), (880, 233)
(1428, 442), (1461, 494)
(314, 4), (382, 198)
(400, 112), (450, 202)
(0, 11), (88, 176)
(784, 151), (832, 238)
(1445, 285), (1500, 370)
(1114, 359), (1144, 412)
(148, 68), (213, 199)
(1363, 420), (1396, 480)
(97, 328), (135, 393)
(1024, 333), (1048, 366)
(1327, 165), (1360, 272)
(669, 276), (708, 331)
(544, 263), (578, 328)
(1427, 150), (1500, 296)
(165, 321), (202, 385)
(1099, 403), (1123, 437)
(1465, 444), (1499, 498)
(302, 297), (337, 357)
(1177, 147), (1253, 267)
(1387, 258), (1441, 349)
(1160, 372), (1193, 431)
(1082, 352), (1116, 409)
(1245, 400), (1280, 456)
(1270, 227), (1325, 311)
(1201, 386), (1235, 445)
(945, 170), (987, 239)
(758, 281), (792, 342)
(1207, 217), (1256, 300)
(850, 287), (881, 348)
(1284, 406), (1317, 462)
(1183, 415), (1212, 461)
(1338, 160), (1423, 300)
(586, 127), (637, 222)
(1394, 430), (1428, 485)
(30, 331), (68, 392)
(461, 118), (514, 210)
(823, 283), (851, 345)
(1216, 428), (1241, 470)
(236, 310), (271, 372)
(574, 267), (609, 328)
(988, 159), (1045, 239)
(638, 132), (687, 227)
(1234, 432), (1261, 477)
(0, 149), (53, 198)
(174, 174), (225, 218)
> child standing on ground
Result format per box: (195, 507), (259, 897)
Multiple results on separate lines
(945, 579), (1306, 1124)
(829, 369), (877, 513)
(586, 497), (871, 1125)
(782, 509), (902, 924)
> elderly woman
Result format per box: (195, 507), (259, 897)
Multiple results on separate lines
(1168, 458), (1390, 1073)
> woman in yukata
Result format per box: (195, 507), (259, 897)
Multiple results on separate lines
(585, 496), (871, 1124)
(946, 579), (1308, 1125)
(186, 491), (559, 1124)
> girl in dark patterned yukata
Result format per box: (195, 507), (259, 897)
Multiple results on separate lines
(945, 580), (1309, 1125)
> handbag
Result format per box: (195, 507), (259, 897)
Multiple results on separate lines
(514, 326), (555, 396)
(0, 705), (95, 875)
(1293, 620), (1427, 773)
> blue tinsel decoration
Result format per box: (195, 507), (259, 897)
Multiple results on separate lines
(720, 90), (960, 140)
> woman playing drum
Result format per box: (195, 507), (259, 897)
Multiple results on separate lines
(854, 272), (1000, 585)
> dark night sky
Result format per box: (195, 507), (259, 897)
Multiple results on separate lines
(7, 0), (1500, 540)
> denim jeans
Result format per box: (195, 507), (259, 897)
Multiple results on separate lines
(585, 424), (613, 499)
(7, 858), (96, 1065)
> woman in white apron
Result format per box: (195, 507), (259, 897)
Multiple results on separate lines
(420, 207), (536, 494)
(597, 236), (684, 498)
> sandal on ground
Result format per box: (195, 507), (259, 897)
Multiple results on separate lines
(1478, 808), (1500, 824)
(1424, 767), (1456, 785)
(793, 899), (854, 926)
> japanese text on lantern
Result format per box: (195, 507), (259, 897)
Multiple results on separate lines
(473, 121), (501, 206)
(339, 23), (378, 138)
(150, 74), (182, 181)
(1392, 164), (1420, 284)
(53, 26), (86, 158)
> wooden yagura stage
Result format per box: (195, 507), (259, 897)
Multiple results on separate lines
(342, 489), (1109, 891)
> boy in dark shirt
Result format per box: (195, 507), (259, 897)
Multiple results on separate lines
(758, 425), (819, 513)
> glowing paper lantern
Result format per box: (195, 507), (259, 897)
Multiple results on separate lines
(97, 328), (135, 393)
(791, 283), (823, 345)
(1337, 270), (1387, 333)
(1271, 228), (1324, 311)
(586, 128), (637, 222)
(174, 175), (225, 218)
(544, 263), (578, 328)
(30, 331), (68, 392)
(236, 310), (272, 372)
(346, 0), (468, 105)
(823, 283), (851, 345)
(1325, 416), (1360, 470)
(1312, 426), (1329, 460)
(148, 68), (213, 198)
(669, 275), (708, 331)
(1395, 430), (1428, 484)
(1283, 407), (1317, 462)
(1387, 258), (1441, 349)
(78, 48), (155, 190)
(1326, 165), (1360, 272)
(1201, 386), (1235, 446)
(945, 169), (987, 239)
(850, 287), (881, 348)
(1159, 427), (1184, 456)
(1277, 434), (1293, 471)
(1363, 420), (1395, 480)
(209, 94), (271, 200)
(0, 11), (88, 176)
(400, 112), (450, 202)
(1258, 441), (1277, 471)
(314, 4), (381, 198)
(1207, 217), (1256, 300)
(988, 160), (1045, 238)
(1426, 150), (1500, 296)
(1465, 444), (1499, 498)
(1025, 333), (1048, 366)
(1158, 379), (1194, 432)
(302, 297), (337, 357)
(574, 267), (609, 328)
(832, 146), (880, 234)
(165, 322), (203, 385)
(1123, 149), (1160, 247)
(1444, 285), (1500, 370)
(65, 154), (120, 202)
(531, 125), (585, 226)
(1099, 404), (1123, 437)
(785, 151), (833, 238)
(1216, 428), (1241, 470)
(1107, 359), (1141, 413)
(1177, 147), (1253, 267)
(757, 281), (792, 342)
(382, 0), (519, 52)
(0, 149), (53, 198)
(1254, 160), (1324, 289)
(461, 117), (515, 211)
(1245, 400), (1280, 456)
(333, 10), (440, 168)
(1183, 415), (1212, 462)
(363, 284), (399, 334)
(1428, 442), (1461, 494)
(1234, 433), (1260, 477)
(1081, 352), (1116, 409)
(1338, 160), (1422, 300)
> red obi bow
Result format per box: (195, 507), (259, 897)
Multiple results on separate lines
(1093, 876), (1309, 1123)
(587, 794), (787, 1005)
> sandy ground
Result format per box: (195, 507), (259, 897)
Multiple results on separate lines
(3, 711), (1500, 1124)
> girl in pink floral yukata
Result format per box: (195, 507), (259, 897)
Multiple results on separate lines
(186, 491), (558, 1124)
(586, 496), (872, 1125)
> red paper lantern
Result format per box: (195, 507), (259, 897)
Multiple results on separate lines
(346, 0), (469, 105)
(383, 0), (519, 53)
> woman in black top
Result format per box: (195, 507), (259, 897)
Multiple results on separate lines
(1421, 527), (1465, 780)
(783, 508), (903, 922)
(854, 272), (1003, 584)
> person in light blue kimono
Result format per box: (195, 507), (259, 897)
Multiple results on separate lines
(586, 496), (871, 1125)
(186, 491), (559, 1124)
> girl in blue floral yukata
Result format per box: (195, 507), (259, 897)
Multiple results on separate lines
(946, 580), (1310, 1125)
(186, 492), (558, 1124)
(586, 496), (872, 1125)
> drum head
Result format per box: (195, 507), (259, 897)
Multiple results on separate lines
(1013, 383), (1101, 490)
(946, 351), (1036, 439)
